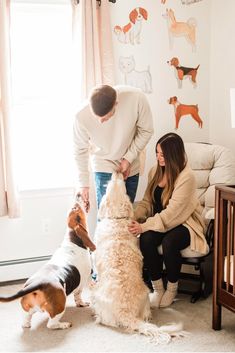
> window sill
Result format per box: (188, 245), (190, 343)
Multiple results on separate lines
(19, 187), (75, 199)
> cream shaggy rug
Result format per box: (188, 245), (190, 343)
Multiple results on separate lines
(0, 284), (235, 352)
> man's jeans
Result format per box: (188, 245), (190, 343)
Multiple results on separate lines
(94, 172), (139, 208)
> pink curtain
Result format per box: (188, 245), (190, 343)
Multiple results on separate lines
(71, 0), (115, 100)
(0, 0), (20, 218)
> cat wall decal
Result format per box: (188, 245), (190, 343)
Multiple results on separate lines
(119, 56), (152, 94)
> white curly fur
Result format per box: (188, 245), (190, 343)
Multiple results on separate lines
(92, 173), (186, 344)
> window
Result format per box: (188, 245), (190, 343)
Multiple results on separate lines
(10, 0), (79, 190)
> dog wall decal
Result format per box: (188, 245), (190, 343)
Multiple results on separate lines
(168, 96), (203, 129)
(181, 0), (203, 4)
(163, 8), (197, 52)
(114, 7), (148, 45)
(162, 0), (203, 5)
(119, 56), (152, 93)
(167, 57), (200, 88)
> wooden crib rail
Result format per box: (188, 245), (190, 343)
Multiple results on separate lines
(213, 185), (235, 330)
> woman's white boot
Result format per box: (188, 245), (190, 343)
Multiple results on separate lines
(160, 281), (178, 308)
(150, 278), (165, 308)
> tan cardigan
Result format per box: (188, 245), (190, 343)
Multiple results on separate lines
(134, 163), (208, 255)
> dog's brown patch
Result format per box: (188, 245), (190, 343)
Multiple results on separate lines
(67, 203), (96, 251)
(21, 284), (66, 318)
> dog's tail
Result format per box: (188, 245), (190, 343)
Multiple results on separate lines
(196, 64), (200, 70)
(187, 17), (197, 28)
(127, 320), (186, 345)
(0, 283), (44, 302)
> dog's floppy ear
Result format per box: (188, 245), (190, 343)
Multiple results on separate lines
(97, 198), (107, 220)
(67, 203), (96, 251)
(139, 7), (148, 20)
(111, 171), (118, 181)
(117, 172), (124, 181)
(74, 224), (96, 252)
(111, 172), (124, 182)
(129, 8), (138, 24)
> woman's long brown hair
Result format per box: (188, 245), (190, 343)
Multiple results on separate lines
(147, 133), (187, 208)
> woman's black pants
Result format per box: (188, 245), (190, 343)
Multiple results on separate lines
(140, 225), (190, 283)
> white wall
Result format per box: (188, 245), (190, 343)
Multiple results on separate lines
(0, 189), (74, 281)
(209, 0), (235, 151)
(1, 0), (235, 282)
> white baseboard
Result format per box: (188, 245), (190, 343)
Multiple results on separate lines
(0, 256), (51, 283)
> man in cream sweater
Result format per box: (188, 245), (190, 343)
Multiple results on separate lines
(73, 85), (154, 210)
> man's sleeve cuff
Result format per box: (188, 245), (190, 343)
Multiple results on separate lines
(122, 151), (135, 164)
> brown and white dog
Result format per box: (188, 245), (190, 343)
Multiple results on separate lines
(167, 57), (200, 88)
(168, 96), (203, 129)
(0, 196), (96, 329)
(114, 7), (148, 45)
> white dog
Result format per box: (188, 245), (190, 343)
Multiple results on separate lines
(92, 173), (185, 344)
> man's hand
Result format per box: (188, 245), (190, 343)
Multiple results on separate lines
(77, 187), (90, 213)
(117, 158), (131, 180)
(128, 220), (143, 236)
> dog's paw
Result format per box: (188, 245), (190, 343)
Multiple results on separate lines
(75, 300), (90, 307)
(143, 312), (152, 322)
(171, 330), (190, 338)
(59, 322), (72, 329)
(22, 322), (31, 329)
(47, 321), (72, 330)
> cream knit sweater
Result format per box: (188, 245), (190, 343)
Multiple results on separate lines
(134, 163), (208, 255)
(73, 86), (153, 187)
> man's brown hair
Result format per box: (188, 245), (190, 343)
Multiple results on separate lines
(89, 85), (117, 117)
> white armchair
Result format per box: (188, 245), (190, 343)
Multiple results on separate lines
(185, 142), (235, 222)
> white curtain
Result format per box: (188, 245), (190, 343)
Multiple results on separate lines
(0, 0), (20, 218)
(71, 0), (115, 100)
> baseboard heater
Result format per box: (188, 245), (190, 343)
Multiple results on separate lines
(0, 255), (51, 284)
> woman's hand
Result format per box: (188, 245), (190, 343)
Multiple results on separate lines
(128, 220), (143, 236)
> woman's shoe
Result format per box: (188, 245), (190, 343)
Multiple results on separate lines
(160, 281), (178, 308)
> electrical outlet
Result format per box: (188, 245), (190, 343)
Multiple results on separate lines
(42, 218), (51, 235)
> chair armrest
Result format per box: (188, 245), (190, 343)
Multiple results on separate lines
(205, 219), (214, 250)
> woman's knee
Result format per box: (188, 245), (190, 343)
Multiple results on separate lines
(162, 228), (190, 255)
(162, 233), (179, 254)
(140, 231), (156, 251)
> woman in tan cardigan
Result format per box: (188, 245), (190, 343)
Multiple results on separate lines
(128, 133), (207, 308)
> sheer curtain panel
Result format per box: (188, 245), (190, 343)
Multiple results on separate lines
(71, 0), (115, 100)
(0, 0), (20, 218)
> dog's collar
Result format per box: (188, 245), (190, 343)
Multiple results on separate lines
(103, 216), (130, 220)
